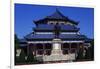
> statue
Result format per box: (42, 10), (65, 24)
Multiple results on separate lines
(54, 23), (61, 38)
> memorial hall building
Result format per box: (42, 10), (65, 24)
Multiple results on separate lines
(19, 9), (91, 63)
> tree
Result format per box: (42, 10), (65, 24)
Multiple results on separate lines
(76, 48), (84, 60)
(19, 49), (26, 63)
(15, 34), (20, 49)
(85, 39), (94, 60)
(15, 34), (20, 64)
(15, 34), (26, 64)
(90, 39), (94, 60)
(27, 51), (37, 64)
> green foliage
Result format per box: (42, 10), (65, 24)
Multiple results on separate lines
(15, 34), (26, 64)
(15, 49), (26, 65)
(85, 39), (94, 60)
(27, 51), (37, 63)
(15, 34), (20, 49)
(76, 48), (84, 60)
(19, 49), (26, 62)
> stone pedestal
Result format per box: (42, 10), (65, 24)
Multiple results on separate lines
(51, 39), (62, 55)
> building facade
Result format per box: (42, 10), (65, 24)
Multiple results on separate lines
(19, 9), (92, 63)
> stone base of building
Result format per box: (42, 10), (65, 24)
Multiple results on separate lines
(35, 53), (76, 62)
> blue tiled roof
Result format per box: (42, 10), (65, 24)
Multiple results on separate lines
(36, 24), (54, 30)
(25, 32), (86, 40)
(59, 34), (86, 40)
(46, 9), (67, 20)
(34, 10), (78, 25)
(60, 24), (79, 30)
(25, 33), (54, 40)
(19, 39), (27, 43)
(24, 32), (34, 39)
(19, 39), (27, 47)
(34, 24), (79, 31)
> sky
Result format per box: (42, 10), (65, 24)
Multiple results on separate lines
(15, 3), (94, 39)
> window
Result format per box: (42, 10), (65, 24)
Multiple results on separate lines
(37, 50), (44, 55)
(62, 43), (70, 49)
(71, 43), (77, 48)
(44, 43), (52, 49)
(28, 43), (35, 53)
(62, 50), (68, 55)
(62, 43), (69, 54)
(36, 43), (43, 50)
(44, 43), (52, 55)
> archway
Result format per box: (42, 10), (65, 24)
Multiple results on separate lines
(36, 43), (44, 55)
(62, 43), (70, 55)
(44, 43), (52, 55)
